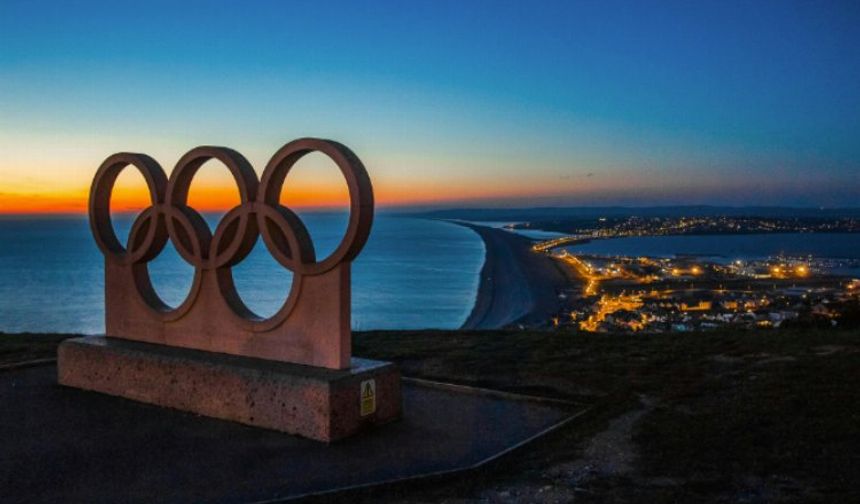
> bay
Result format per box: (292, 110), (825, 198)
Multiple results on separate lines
(564, 233), (860, 275)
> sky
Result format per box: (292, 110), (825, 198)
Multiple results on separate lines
(1, 0), (859, 213)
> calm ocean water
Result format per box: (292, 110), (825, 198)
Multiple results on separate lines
(565, 233), (860, 275)
(461, 220), (568, 240)
(0, 214), (484, 334)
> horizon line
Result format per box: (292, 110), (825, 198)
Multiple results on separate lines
(3, 203), (860, 219)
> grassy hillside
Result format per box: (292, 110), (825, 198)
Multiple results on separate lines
(3, 329), (858, 502)
(0, 333), (72, 366)
(354, 328), (860, 503)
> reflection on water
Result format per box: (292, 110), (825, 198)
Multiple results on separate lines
(0, 214), (484, 333)
(566, 233), (860, 260)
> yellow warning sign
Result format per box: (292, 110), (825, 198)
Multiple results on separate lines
(360, 379), (376, 416)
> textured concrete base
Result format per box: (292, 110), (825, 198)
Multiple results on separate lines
(57, 337), (401, 442)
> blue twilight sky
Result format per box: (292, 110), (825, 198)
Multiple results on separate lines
(1, 0), (859, 210)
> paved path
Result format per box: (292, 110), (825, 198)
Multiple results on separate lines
(0, 365), (575, 503)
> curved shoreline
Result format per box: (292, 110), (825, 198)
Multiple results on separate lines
(453, 222), (576, 330)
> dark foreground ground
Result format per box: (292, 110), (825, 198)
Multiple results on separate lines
(3, 329), (859, 502)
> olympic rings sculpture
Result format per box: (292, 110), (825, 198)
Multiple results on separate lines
(90, 138), (373, 369)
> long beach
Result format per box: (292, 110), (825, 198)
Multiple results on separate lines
(454, 222), (576, 329)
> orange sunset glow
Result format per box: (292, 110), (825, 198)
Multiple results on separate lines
(3, 158), (630, 214)
(0, 177), (667, 215)
(0, 182), (533, 215)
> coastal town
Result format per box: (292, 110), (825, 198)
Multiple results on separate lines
(527, 230), (860, 334)
(514, 214), (860, 238)
(452, 214), (860, 334)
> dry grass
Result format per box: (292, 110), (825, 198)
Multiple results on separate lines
(4, 328), (858, 502)
(354, 328), (860, 502)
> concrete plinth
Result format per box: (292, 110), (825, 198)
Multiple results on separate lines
(57, 337), (401, 442)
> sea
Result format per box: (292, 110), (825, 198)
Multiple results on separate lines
(562, 233), (860, 276)
(3, 216), (859, 335)
(456, 220), (568, 240)
(0, 214), (485, 334)
(477, 221), (860, 277)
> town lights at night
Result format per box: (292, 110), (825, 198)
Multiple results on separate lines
(532, 221), (859, 333)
